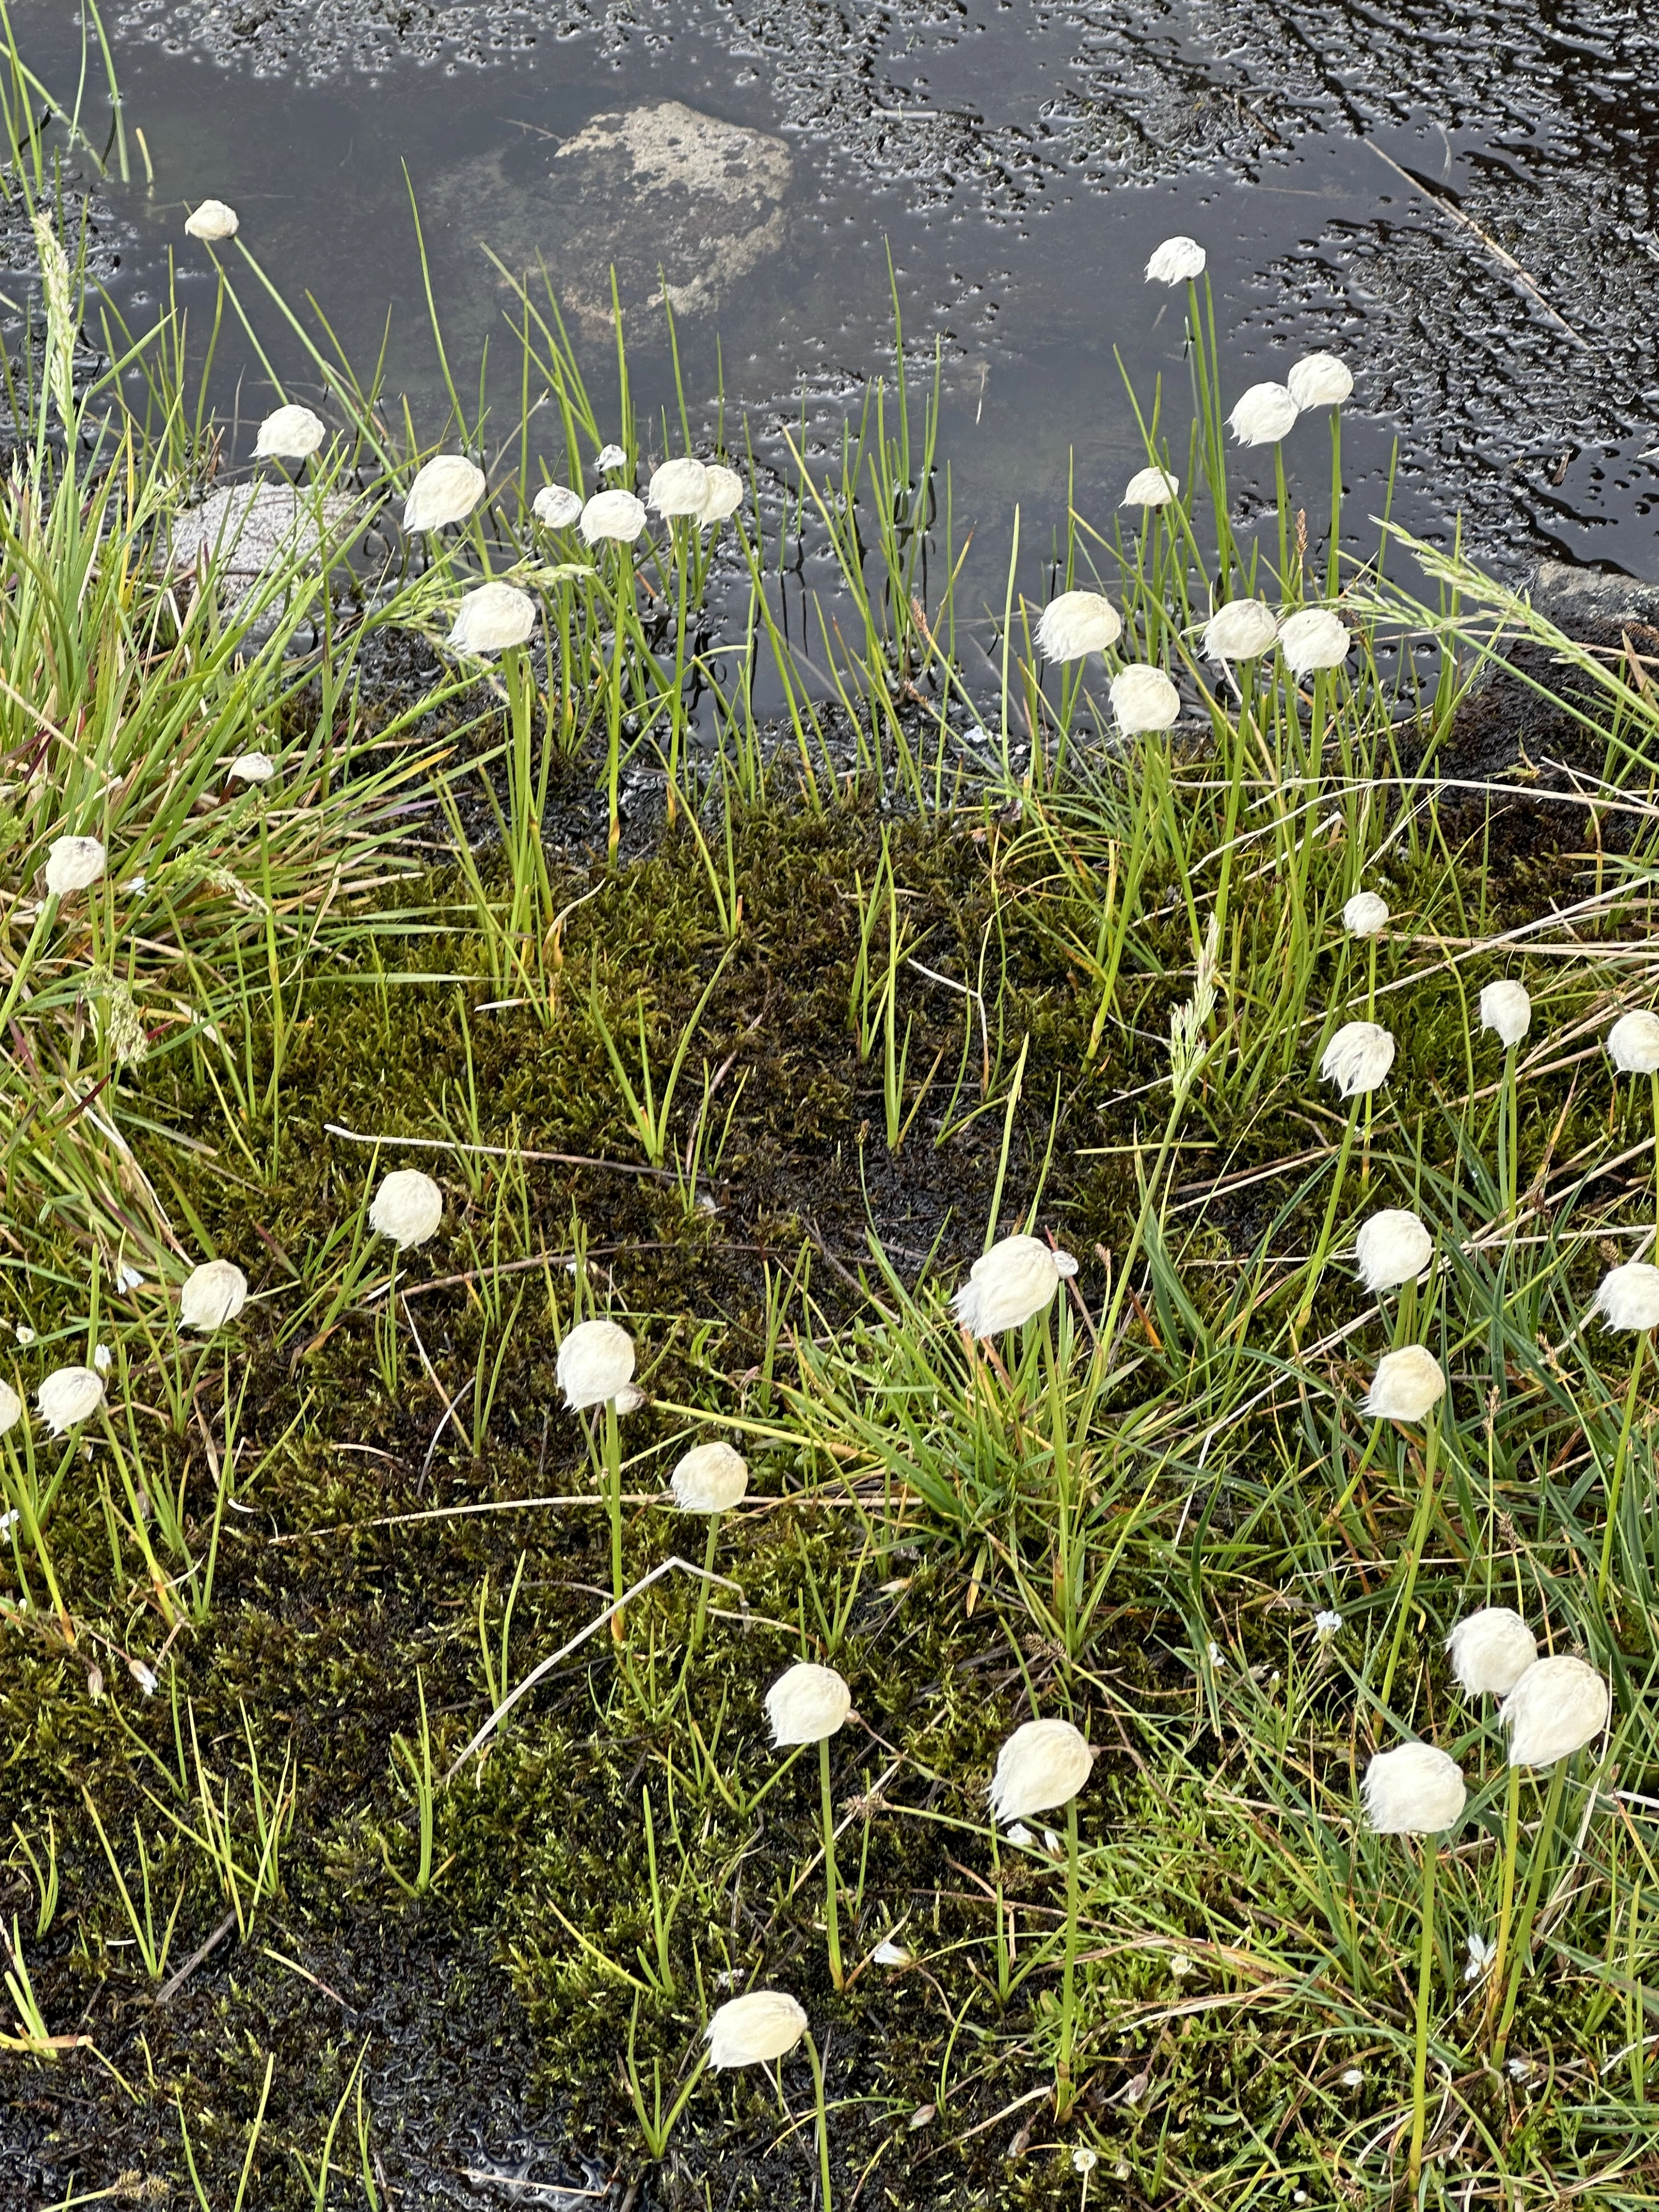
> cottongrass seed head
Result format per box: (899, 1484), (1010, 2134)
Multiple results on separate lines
(1342, 889), (1389, 938)
(1279, 608), (1351, 674)
(580, 489), (647, 545)
(1502, 1655), (1609, 1767)
(448, 582), (536, 657)
(45, 835), (106, 898)
(1354, 1207), (1432, 1293)
(179, 1259), (248, 1332)
(670, 1440), (748, 1514)
(989, 1717), (1093, 1823)
(1362, 1741), (1466, 1836)
(1364, 1344), (1446, 1424)
(1110, 664), (1181, 732)
(1144, 236), (1205, 284)
(1319, 1019), (1395, 1098)
(1593, 1260), (1659, 1332)
(765, 1661), (851, 1746)
(403, 454), (486, 533)
(1286, 353), (1353, 409)
(1446, 1606), (1537, 1697)
(1228, 382), (1299, 445)
(1036, 589), (1121, 662)
(952, 1233), (1077, 1338)
(556, 1317), (636, 1412)
(532, 483), (584, 529)
(706, 1990), (807, 2069)
(38, 1364), (105, 1435)
(1122, 465), (1180, 507)
(1608, 1009), (1659, 1074)
(1480, 979), (1532, 1047)
(369, 1169), (443, 1251)
(1202, 598), (1278, 662)
(253, 404), (324, 461)
(648, 457), (709, 516)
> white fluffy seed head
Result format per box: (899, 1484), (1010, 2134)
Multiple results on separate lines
(179, 1260), (248, 1332)
(368, 1169), (443, 1251)
(1502, 1655), (1609, 1767)
(533, 483), (584, 529)
(0, 1379), (20, 1435)
(44, 835), (106, 897)
(38, 1364), (105, 1435)
(1342, 890), (1390, 939)
(951, 1233), (1076, 1338)
(184, 198), (238, 241)
(1228, 382), (1299, 446)
(670, 1440), (748, 1515)
(1110, 665), (1181, 733)
(1355, 1208), (1432, 1294)
(253, 404), (324, 461)
(1361, 1741), (1466, 1836)
(1279, 607), (1351, 674)
(1122, 465), (1180, 507)
(1201, 598), (1278, 662)
(228, 752), (275, 785)
(403, 455), (486, 533)
(1593, 1260), (1659, 1333)
(1144, 236), (1206, 284)
(448, 582), (536, 657)
(1036, 590), (1122, 663)
(1319, 1019), (1395, 1098)
(706, 1990), (807, 2069)
(648, 457), (709, 517)
(1446, 1607), (1537, 1697)
(580, 489), (647, 546)
(765, 1661), (851, 1746)
(595, 443), (627, 472)
(1607, 1009), (1659, 1074)
(989, 1717), (1092, 1823)
(1480, 980), (1532, 1048)
(557, 1317), (636, 1412)
(1364, 1345), (1446, 1424)
(1286, 353), (1353, 409)
(698, 464), (744, 525)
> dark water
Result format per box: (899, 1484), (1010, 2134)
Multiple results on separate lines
(20, 0), (1659, 592)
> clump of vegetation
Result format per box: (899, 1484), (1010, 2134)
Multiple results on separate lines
(3, 25), (1659, 2212)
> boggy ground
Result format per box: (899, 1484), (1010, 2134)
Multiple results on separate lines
(7, 583), (1659, 2209)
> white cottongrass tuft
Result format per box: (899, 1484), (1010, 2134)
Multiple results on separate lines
(1342, 890), (1389, 938)
(648, 457), (709, 516)
(38, 1365), (105, 1435)
(1279, 608), (1351, 674)
(253, 404), (324, 461)
(228, 753), (275, 785)
(765, 1661), (851, 1746)
(670, 1440), (748, 1514)
(1361, 1741), (1466, 1836)
(595, 443), (628, 472)
(368, 1169), (443, 1251)
(1592, 1260), (1659, 1333)
(44, 835), (106, 898)
(532, 484), (584, 529)
(1446, 1606), (1537, 1697)
(1364, 1345), (1446, 1424)
(184, 199), (238, 241)
(1110, 665), (1181, 733)
(1501, 1655), (1609, 1767)
(871, 1938), (911, 1967)
(556, 1318), (636, 1413)
(1036, 590), (1121, 662)
(0, 1380), (20, 1435)
(1144, 236), (1205, 284)
(1607, 1009), (1659, 1074)
(403, 455), (486, 533)
(179, 1260), (248, 1332)
(1355, 1207), (1431, 1293)
(1319, 1019), (1395, 1098)
(989, 1717), (1092, 1823)
(1286, 353), (1353, 409)
(698, 464), (744, 524)
(1480, 980), (1531, 1048)
(448, 582), (536, 657)
(1228, 383), (1298, 446)
(580, 489), (647, 546)
(1122, 465), (1180, 507)
(706, 1990), (807, 2069)
(1201, 599), (1278, 663)
(952, 1233), (1077, 1338)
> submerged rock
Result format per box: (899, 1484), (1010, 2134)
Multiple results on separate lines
(438, 101), (792, 339)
